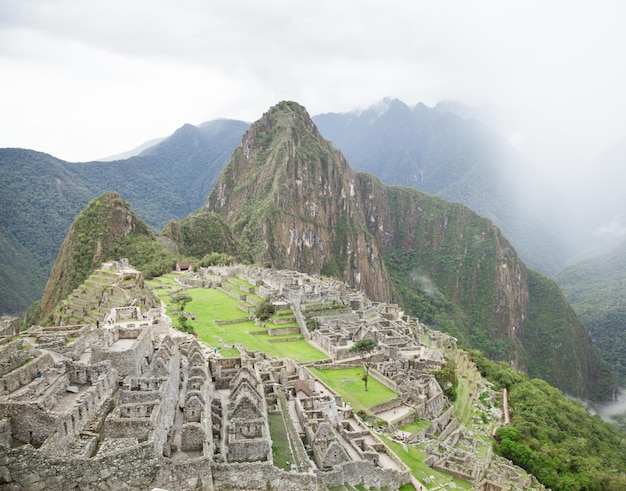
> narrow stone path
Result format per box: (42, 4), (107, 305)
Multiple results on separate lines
(171, 357), (188, 457)
(217, 389), (230, 461)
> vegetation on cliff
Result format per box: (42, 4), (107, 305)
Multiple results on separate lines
(162, 210), (241, 260)
(471, 352), (626, 490)
(555, 240), (626, 386)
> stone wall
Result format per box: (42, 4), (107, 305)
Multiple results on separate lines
(316, 459), (410, 490)
(0, 340), (28, 377)
(0, 441), (164, 490)
(0, 352), (55, 396)
(212, 462), (318, 491)
(369, 397), (402, 415)
(91, 327), (154, 377)
(0, 317), (19, 337)
(181, 423), (205, 452)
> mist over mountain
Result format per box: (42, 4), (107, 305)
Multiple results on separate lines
(313, 98), (568, 275)
(560, 135), (626, 263)
(556, 240), (626, 386)
(97, 136), (166, 161)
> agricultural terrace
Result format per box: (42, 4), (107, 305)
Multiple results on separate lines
(379, 435), (473, 490)
(309, 366), (398, 415)
(147, 275), (328, 363)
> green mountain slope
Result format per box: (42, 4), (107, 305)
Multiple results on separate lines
(204, 101), (614, 401)
(313, 99), (566, 275)
(162, 209), (241, 259)
(556, 240), (626, 386)
(0, 149), (95, 316)
(30, 192), (176, 325)
(0, 119), (247, 316)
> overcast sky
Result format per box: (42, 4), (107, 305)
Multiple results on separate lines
(1, 0), (625, 167)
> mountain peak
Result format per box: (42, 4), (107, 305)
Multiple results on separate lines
(254, 101), (320, 138)
(205, 101), (392, 302)
(34, 192), (153, 324)
(203, 100), (615, 401)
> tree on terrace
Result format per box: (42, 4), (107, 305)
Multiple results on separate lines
(172, 293), (193, 333)
(349, 338), (377, 391)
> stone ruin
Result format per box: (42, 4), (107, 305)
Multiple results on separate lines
(0, 264), (540, 490)
(0, 317), (19, 338)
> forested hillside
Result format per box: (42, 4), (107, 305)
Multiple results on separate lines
(0, 119), (247, 316)
(556, 240), (626, 385)
(473, 351), (626, 490)
(314, 99), (566, 275)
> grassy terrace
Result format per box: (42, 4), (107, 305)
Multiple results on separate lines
(147, 275), (328, 363)
(379, 435), (473, 490)
(309, 367), (398, 414)
(399, 419), (431, 433)
(224, 278), (264, 304)
(268, 413), (292, 470)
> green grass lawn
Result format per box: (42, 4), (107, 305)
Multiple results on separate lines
(399, 419), (431, 433)
(309, 367), (398, 413)
(147, 277), (327, 363)
(183, 287), (248, 321)
(379, 435), (473, 490)
(268, 413), (292, 470)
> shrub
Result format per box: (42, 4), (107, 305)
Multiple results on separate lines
(255, 298), (275, 322)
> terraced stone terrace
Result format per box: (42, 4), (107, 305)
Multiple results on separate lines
(53, 260), (159, 327)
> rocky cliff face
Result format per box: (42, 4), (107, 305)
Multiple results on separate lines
(204, 101), (614, 400)
(35, 192), (154, 324)
(205, 101), (392, 302)
(361, 179), (528, 341)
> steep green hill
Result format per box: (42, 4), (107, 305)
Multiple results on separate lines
(205, 101), (393, 303)
(472, 351), (626, 490)
(30, 192), (176, 325)
(0, 149), (95, 316)
(162, 209), (241, 259)
(0, 119), (247, 316)
(555, 240), (626, 385)
(204, 101), (614, 401)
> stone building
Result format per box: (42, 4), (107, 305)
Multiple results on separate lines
(226, 365), (271, 463)
(0, 264), (538, 490)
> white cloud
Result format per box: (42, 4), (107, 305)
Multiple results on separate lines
(1, 0), (626, 162)
(595, 216), (626, 238)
